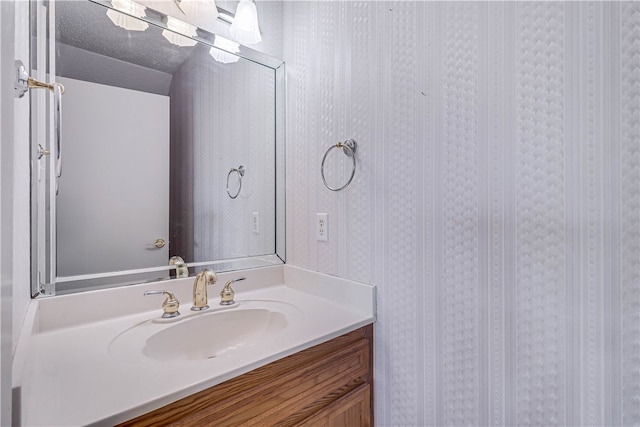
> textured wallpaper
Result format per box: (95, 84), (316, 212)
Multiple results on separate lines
(170, 47), (276, 263)
(282, 2), (640, 426)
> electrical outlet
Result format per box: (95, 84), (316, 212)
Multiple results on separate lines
(252, 212), (259, 234)
(317, 213), (328, 241)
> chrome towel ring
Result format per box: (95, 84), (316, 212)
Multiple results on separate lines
(226, 165), (245, 199)
(321, 139), (357, 192)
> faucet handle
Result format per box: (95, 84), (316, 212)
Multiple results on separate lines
(220, 277), (246, 306)
(144, 290), (180, 318)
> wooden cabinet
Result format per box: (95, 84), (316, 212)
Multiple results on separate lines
(118, 324), (373, 427)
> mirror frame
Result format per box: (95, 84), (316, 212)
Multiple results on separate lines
(30, 0), (285, 297)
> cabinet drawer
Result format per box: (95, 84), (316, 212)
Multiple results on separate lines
(298, 383), (371, 427)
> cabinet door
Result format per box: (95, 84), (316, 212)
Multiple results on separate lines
(299, 383), (371, 427)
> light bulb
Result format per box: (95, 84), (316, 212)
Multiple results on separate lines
(107, 0), (148, 31)
(178, 0), (218, 22)
(162, 16), (198, 47)
(209, 36), (240, 64)
(229, 0), (261, 45)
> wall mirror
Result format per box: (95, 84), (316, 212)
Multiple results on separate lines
(30, 0), (285, 296)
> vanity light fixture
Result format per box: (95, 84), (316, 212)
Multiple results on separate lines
(162, 16), (198, 47)
(229, 0), (262, 45)
(209, 36), (240, 64)
(107, 0), (149, 31)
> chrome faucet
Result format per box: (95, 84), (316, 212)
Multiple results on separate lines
(191, 269), (217, 311)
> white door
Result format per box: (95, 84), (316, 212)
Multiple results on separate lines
(56, 76), (169, 277)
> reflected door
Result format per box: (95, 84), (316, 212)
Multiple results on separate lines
(56, 77), (169, 276)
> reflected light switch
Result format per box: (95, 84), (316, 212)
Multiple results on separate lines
(252, 212), (259, 234)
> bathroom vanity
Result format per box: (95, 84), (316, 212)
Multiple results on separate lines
(119, 325), (373, 426)
(14, 265), (376, 426)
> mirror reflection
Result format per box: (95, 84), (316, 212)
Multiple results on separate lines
(44, 1), (283, 293)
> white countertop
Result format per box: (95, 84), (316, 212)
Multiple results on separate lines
(14, 265), (376, 426)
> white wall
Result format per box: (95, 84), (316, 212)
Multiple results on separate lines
(1, 0), (30, 422)
(282, 2), (640, 426)
(0, 2), (15, 424)
(13, 1), (33, 347)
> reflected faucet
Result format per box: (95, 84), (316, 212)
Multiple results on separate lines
(169, 255), (189, 278)
(191, 269), (217, 311)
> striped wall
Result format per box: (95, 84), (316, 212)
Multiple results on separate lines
(170, 47), (276, 263)
(281, 2), (640, 425)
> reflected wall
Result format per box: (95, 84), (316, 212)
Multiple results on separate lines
(170, 46), (276, 263)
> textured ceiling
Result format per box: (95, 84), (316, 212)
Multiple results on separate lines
(56, 1), (195, 76)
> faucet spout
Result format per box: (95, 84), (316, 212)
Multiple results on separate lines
(191, 269), (217, 311)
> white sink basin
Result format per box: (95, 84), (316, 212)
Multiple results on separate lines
(108, 300), (304, 363)
(144, 308), (287, 362)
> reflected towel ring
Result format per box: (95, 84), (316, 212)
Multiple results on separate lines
(321, 139), (357, 192)
(226, 165), (245, 199)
